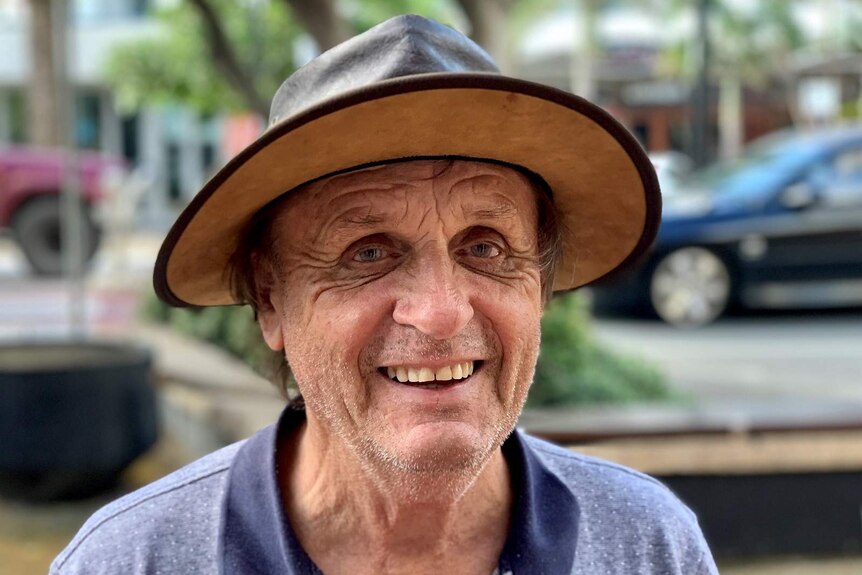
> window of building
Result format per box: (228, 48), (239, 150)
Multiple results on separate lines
(75, 92), (101, 150)
(8, 89), (26, 144)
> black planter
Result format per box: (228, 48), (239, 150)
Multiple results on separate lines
(663, 472), (862, 556)
(0, 342), (158, 501)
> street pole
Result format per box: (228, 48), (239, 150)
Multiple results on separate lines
(691, 0), (711, 167)
(53, 0), (86, 338)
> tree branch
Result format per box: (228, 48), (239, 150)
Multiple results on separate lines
(186, 0), (269, 117)
(280, 0), (351, 52)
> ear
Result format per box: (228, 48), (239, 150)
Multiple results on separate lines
(253, 254), (285, 351)
(258, 304), (285, 351)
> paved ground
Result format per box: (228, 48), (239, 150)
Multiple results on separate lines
(593, 310), (862, 403)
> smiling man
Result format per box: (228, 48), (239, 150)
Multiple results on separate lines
(53, 15), (717, 575)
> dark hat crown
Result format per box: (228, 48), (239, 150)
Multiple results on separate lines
(269, 15), (500, 126)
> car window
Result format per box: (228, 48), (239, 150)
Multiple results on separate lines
(683, 136), (821, 203)
(810, 146), (862, 208)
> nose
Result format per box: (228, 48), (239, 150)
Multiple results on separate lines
(392, 255), (474, 340)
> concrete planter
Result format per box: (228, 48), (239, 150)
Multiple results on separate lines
(522, 406), (862, 556)
(0, 342), (157, 501)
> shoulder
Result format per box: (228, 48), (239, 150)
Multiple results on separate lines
(50, 440), (245, 575)
(520, 432), (718, 574)
(523, 432), (687, 511)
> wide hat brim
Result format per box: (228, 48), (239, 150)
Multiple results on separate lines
(154, 73), (661, 307)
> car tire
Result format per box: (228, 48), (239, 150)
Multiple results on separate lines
(649, 247), (732, 327)
(11, 196), (100, 276)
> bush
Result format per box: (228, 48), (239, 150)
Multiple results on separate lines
(142, 291), (672, 407)
(529, 294), (672, 407)
(141, 294), (273, 374)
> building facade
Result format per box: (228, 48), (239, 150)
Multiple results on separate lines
(0, 0), (223, 228)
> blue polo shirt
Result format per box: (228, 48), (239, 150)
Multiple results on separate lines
(222, 406), (579, 574)
(52, 407), (718, 574)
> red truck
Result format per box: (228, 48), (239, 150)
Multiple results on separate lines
(0, 146), (127, 275)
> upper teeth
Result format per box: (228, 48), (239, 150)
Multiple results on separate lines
(386, 362), (474, 383)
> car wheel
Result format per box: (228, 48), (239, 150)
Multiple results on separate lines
(649, 247), (732, 327)
(11, 197), (100, 276)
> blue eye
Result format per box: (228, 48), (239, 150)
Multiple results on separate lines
(354, 246), (385, 262)
(469, 242), (500, 258)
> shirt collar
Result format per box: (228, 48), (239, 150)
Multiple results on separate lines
(220, 408), (578, 575)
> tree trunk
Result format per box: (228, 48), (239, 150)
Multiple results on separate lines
(455, 0), (513, 72)
(718, 74), (743, 160)
(27, 0), (62, 147)
(282, 0), (351, 53)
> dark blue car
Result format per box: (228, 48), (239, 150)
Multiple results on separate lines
(591, 125), (862, 326)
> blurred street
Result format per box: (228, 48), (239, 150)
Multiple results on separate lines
(0, 231), (161, 340)
(594, 310), (862, 404)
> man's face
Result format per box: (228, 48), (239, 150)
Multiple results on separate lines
(257, 160), (543, 474)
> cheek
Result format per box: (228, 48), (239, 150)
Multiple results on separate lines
(473, 281), (543, 382)
(474, 271), (543, 328)
(281, 285), (395, 379)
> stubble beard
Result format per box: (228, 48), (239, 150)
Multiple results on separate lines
(301, 365), (512, 503)
(291, 328), (538, 503)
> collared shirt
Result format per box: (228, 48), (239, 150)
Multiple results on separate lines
(221, 407), (578, 574)
(52, 407), (718, 574)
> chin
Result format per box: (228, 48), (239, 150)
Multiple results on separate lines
(368, 419), (506, 475)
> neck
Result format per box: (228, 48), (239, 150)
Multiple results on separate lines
(278, 413), (513, 575)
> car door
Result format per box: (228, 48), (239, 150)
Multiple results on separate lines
(740, 143), (862, 308)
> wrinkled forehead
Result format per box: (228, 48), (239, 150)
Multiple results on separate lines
(273, 159), (541, 230)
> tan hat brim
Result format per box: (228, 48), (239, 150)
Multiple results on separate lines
(154, 73), (660, 307)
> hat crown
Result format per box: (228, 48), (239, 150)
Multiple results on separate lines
(269, 15), (499, 126)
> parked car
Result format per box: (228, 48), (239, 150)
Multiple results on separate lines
(591, 125), (862, 326)
(649, 151), (694, 199)
(0, 146), (127, 275)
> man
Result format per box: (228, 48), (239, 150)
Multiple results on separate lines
(53, 15), (718, 575)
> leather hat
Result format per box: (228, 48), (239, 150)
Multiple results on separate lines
(154, 14), (660, 307)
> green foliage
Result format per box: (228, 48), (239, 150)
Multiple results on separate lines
(106, 0), (302, 114)
(343, 0), (459, 32)
(143, 290), (672, 408)
(508, 0), (567, 39)
(658, 0), (806, 85)
(105, 0), (460, 115)
(142, 293), (273, 373)
(529, 293), (672, 407)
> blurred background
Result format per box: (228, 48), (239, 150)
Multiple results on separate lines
(1, 0), (861, 573)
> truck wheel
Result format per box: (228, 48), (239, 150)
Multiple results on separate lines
(11, 197), (100, 276)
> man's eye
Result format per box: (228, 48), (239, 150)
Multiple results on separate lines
(469, 242), (500, 259)
(353, 246), (386, 262)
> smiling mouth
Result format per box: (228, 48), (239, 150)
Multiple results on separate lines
(378, 361), (481, 389)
